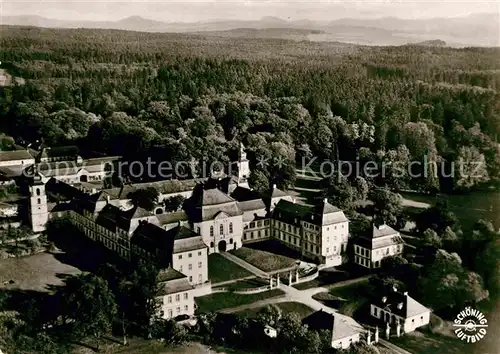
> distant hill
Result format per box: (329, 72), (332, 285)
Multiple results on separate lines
(412, 40), (447, 47)
(198, 28), (325, 41)
(2, 13), (498, 47)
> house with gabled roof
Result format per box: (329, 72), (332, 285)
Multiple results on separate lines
(302, 310), (361, 349)
(353, 224), (404, 269)
(272, 198), (349, 266)
(370, 288), (431, 333)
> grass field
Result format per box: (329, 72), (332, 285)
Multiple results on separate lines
(222, 278), (269, 291)
(208, 253), (253, 284)
(293, 269), (350, 290)
(236, 301), (315, 319)
(326, 281), (371, 317)
(195, 289), (285, 313)
(230, 247), (296, 273)
(0, 252), (81, 293)
(391, 330), (475, 354)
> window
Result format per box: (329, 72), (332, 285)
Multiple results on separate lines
(188, 264), (192, 270)
(184, 305), (189, 311)
(326, 247), (329, 254)
(327, 237), (330, 243)
(176, 307), (180, 314)
(175, 294), (180, 302)
(189, 276), (193, 282)
(198, 251), (202, 256)
(36, 188), (40, 196)
(178, 255), (182, 260)
(198, 261), (202, 268)
(188, 252), (192, 258)
(37, 198), (41, 204)
(229, 238), (233, 244)
(198, 274), (202, 283)
(327, 227), (329, 231)
(229, 222), (233, 233)
(179, 266), (183, 272)
(257, 221), (262, 227)
(210, 242), (214, 248)
(374, 308), (378, 316)
(168, 296), (172, 303)
(168, 309), (173, 318)
(412, 319), (415, 324)
(220, 224), (224, 235)
(184, 293), (188, 300)
(196, 227), (200, 234)
(250, 222), (255, 228)
(210, 226), (214, 237)
(421, 316), (424, 322)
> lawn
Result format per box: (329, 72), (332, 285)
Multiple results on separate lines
(326, 281), (371, 317)
(230, 246), (296, 273)
(0, 252), (81, 293)
(195, 289), (285, 313)
(222, 278), (269, 291)
(208, 253), (253, 284)
(391, 330), (475, 354)
(236, 301), (315, 319)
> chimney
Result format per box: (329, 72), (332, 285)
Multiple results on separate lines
(397, 303), (403, 310)
(292, 197), (296, 204)
(324, 198), (328, 203)
(393, 286), (398, 292)
(106, 195), (110, 204)
(272, 184), (276, 189)
(382, 296), (387, 303)
(403, 291), (408, 296)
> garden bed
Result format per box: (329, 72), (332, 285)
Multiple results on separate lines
(195, 289), (285, 313)
(208, 253), (253, 284)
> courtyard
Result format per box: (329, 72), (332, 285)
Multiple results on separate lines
(207, 253), (253, 284)
(230, 246), (296, 273)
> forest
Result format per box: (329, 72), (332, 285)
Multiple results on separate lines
(0, 25), (499, 193)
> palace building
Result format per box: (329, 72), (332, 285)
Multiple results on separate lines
(27, 144), (352, 319)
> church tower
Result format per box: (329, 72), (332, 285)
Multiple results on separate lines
(237, 143), (250, 184)
(29, 174), (48, 233)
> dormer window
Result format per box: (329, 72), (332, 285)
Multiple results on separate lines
(382, 296), (387, 303)
(397, 303), (403, 310)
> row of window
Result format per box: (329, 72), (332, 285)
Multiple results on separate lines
(166, 292), (189, 303)
(209, 223), (234, 237)
(178, 251), (203, 260)
(178, 262), (203, 272)
(355, 255), (378, 268)
(243, 229), (269, 240)
(162, 305), (189, 319)
(248, 219), (270, 229)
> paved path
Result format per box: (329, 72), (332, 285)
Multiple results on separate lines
(219, 252), (268, 278)
(302, 275), (371, 297)
(379, 339), (413, 354)
(211, 275), (257, 287)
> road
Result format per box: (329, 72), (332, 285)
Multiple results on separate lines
(221, 252), (411, 354)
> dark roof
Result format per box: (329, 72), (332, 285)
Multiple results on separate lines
(131, 222), (175, 266)
(230, 186), (262, 202)
(372, 291), (430, 318)
(156, 211), (189, 226)
(302, 199), (347, 226)
(372, 224), (398, 238)
(45, 177), (85, 202)
(40, 146), (79, 159)
(302, 310), (359, 341)
(158, 277), (194, 296)
(186, 184), (242, 222)
(0, 150), (34, 162)
(354, 224), (403, 250)
(157, 267), (185, 282)
(273, 199), (311, 227)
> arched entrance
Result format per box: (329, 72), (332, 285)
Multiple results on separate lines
(218, 240), (227, 252)
(80, 175), (88, 182)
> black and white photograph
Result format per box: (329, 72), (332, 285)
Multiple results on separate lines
(0, 1), (498, 353)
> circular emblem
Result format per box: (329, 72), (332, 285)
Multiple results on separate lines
(453, 307), (488, 343)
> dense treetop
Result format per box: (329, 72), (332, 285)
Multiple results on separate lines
(1, 26), (499, 191)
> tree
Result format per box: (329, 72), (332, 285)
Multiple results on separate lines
(418, 250), (489, 311)
(276, 313), (320, 353)
(127, 261), (161, 337)
(58, 273), (117, 350)
(370, 187), (403, 226)
(381, 255), (408, 275)
(248, 169), (269, 194)
(455, 146), (489, 189)
(127, 187), (159, 211)
(162, 319), (188, 345)
(256, 304), (282, 327)
(423, 229), (442, 248)
(415, 197), (460, 234)
(163, 195), (185, 212)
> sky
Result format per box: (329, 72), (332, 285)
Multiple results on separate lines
(1, 0), (499, 23)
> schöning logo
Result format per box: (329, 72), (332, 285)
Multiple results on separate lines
(453, 307), (488, 343)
